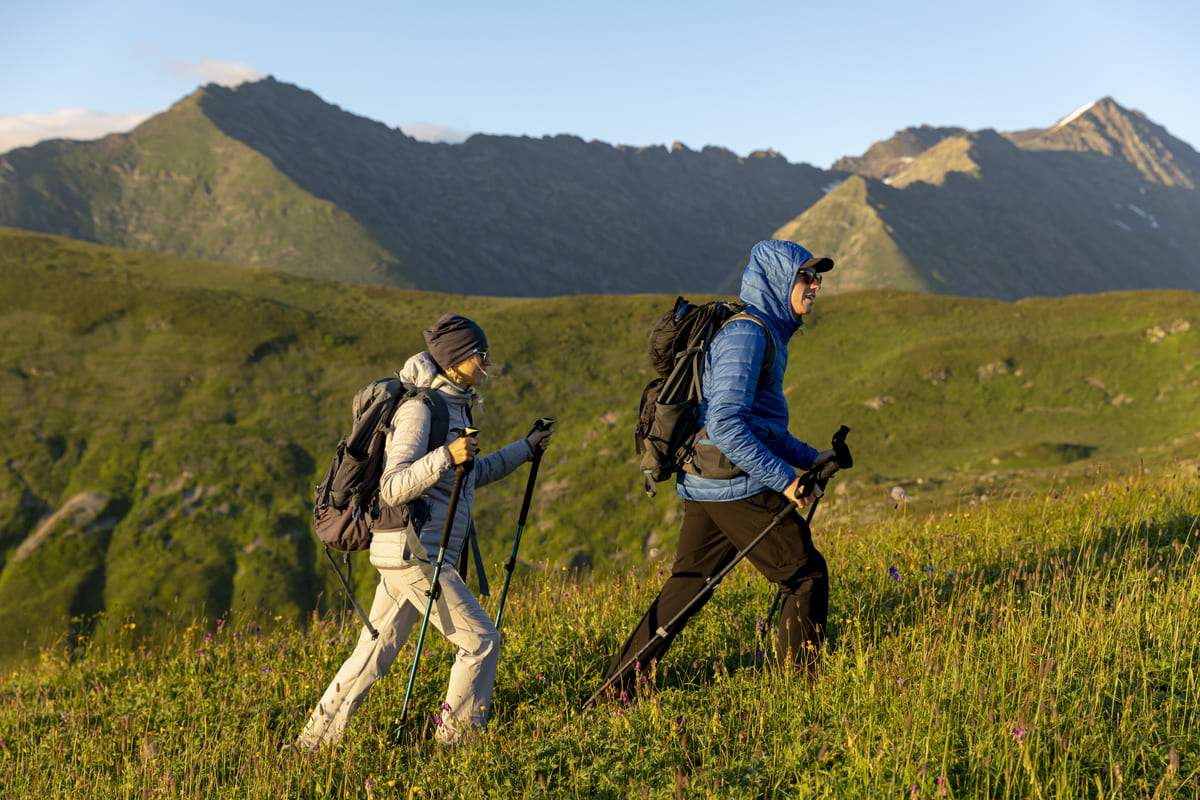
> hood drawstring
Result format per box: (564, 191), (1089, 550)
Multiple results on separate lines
(431, 373), (483, 408)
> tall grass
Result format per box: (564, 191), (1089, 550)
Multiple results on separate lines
(2, 461), (1197, 798)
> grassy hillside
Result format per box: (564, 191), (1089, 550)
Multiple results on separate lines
(1, 227), (1198, 667)
(0, 92), (414, 287)
(0, 78), (834, 298)
(1, 462), (1197, 798)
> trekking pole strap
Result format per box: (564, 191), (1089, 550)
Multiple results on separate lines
(323, 547), (379, 640)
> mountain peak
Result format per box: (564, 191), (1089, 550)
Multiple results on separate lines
(1054, 99), (1101, 128)
(1009, 96), (1197, 188)
(833, 125), (968, 181)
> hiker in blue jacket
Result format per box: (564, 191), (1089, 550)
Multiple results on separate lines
(598, 239), (839, 694)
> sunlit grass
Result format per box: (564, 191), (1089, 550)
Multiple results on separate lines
(2, 462), (1197, 798)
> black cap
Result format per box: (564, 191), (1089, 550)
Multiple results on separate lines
(801, 256), (835, 273)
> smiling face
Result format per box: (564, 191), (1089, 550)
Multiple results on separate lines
(790, 267), (822, 318)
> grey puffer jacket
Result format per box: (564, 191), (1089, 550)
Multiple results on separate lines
(372, 351), (534, 571)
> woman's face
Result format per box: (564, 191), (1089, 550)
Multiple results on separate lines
(452, 350), (491, 386)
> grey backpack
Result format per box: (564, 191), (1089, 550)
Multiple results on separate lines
(313, 377), (449, 637)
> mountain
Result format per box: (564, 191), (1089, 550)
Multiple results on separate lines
(1, 84), (1197, 300)
(2, 227), (1198, 664)
(831, 125), (968, 181)
(774, 98), (1200, 300)
(0, 78), (833, 297)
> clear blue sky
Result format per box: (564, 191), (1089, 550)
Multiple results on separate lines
(3, 0), (1197, 167)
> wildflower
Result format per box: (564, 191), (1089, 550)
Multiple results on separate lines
(1013, 727), (1027, 743)
(889, 566), (902, 581)
(755, 615), (766, 634)
(936, 776), (947, 797)
(910, 782), (919, 798)
(261, 667), (270, 675)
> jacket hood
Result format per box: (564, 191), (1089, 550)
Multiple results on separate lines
(398, 351), (441, 388)
(739, 239), (817, 340)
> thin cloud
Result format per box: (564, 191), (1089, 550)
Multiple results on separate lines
(166, 56), (265, 88)
(0, 109), (152, 153)
(400, 122), (471, 144)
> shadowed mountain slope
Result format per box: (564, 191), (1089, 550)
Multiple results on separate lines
(778, 99), (1200, 300)
(0, 78), (835, 297)
(2, 86), (1197, 301)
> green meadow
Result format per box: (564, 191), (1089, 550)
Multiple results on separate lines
(1, 462), (1196, 798)
(1, 227), (1199, 796)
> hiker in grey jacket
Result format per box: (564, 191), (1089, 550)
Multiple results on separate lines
(297, 314), (553, 749)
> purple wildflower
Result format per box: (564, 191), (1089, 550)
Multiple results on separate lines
(889, 566), (902, 581)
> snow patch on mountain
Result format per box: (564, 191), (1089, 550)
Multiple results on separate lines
(1056, 101), (1098, 128)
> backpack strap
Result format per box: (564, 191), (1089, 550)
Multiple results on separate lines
(726, 310), (776, 388)
(456, 520), (490, 597)
(410, 386), (450, 453)
(686, 312), (778, 478)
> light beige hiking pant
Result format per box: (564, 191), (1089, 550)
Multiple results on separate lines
(296, 562), (499, 749)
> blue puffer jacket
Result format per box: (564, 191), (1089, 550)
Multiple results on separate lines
(677, 240), (820, 502)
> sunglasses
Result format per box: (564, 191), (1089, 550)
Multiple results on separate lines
(796, 268), (823, 286)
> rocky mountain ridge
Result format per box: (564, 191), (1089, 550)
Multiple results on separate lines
(1, 82), (1196, 299)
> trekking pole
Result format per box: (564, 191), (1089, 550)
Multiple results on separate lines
(583, 426), (852, 711)
(761, 498), (822, 629)
(583, 488), (802, 711)
(494, 417), (555, 631)
(397, 427), (479, 734)
(763, 425), (854, 629)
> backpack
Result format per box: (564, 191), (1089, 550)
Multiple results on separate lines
(635, 296), (776, 497)
(313, 376), (449, 637)
(314, 377), (449, 551)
